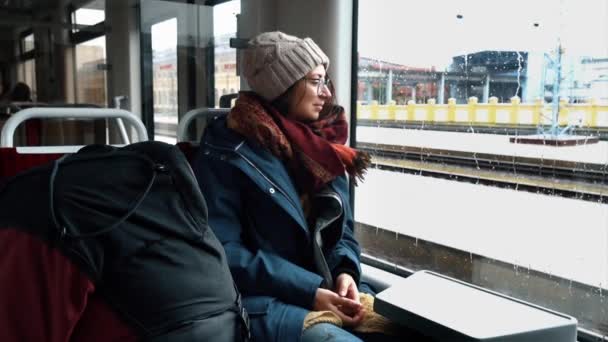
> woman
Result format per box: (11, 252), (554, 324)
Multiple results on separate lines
(193, 31), (407, 342)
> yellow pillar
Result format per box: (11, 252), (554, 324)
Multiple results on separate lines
(388, 100), (396, 121)
(447, 98), (456, 122)
(558, 98), (569, 126)
(532, 98), (543, 125)
(370, 100), (379, 120)
(356, 101), (363, 120)
(407, 100), (415, 121)
(588, 99), (598, 127)
(488, 97), (498, 125)
(427, 98), (436, 122)
(468, 96), (478, 123)
(510, 96), (520, 125)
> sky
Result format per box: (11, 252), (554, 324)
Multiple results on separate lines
(74, 8), (105, 26)
(213, 0), (240, 36)
(358, 0), (608, 69)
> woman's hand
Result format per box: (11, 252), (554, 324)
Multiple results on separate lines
(313, 288), (364, 327)
(335, 273), (360, 304)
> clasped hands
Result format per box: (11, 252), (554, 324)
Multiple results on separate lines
(313, 273), (365, 327)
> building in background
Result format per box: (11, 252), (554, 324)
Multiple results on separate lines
(214, 32), (239, 106)
(358, 50), (608, 105)
(75, 44), (106, 106)
(151, 32), (238, 113)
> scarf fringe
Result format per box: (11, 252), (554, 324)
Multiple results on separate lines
(351, 150), (371, 185)
(331, 144), (371, 186)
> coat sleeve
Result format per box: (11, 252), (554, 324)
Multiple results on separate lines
(327, 176), (362, 285)
(193, 151), (323, 309)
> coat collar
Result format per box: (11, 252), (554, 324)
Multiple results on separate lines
(202, 115), (309, 230)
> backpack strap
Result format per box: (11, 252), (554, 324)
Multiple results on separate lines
(48, 154), (164, 242)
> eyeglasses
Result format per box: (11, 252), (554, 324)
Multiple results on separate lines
(304, 77), (331, 95)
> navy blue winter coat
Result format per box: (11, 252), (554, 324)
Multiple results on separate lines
(193, 115), (362, 342)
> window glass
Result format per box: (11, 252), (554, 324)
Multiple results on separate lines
(213, 0), (240, 108)
(17, 59), (36, 101)
(151, 17), (178, 144)
(72, 0), (105, 33)
(356, 0), (608, 336)
(75, 35), (107, 106)
(141, 0), (240, 143)
(22, 33), (34, 54)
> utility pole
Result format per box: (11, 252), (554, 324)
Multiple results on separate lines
(548, 40), (563, 136)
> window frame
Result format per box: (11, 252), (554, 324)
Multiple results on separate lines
(68, 0), (108, 106)
(68, 1), (106, 45)
(16, 29), (37, 100)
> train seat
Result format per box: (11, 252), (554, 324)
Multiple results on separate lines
(0, 107), (149, 341)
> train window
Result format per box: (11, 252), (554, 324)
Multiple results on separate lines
(151, 17), (178, 143)
(140, 0), (240, 143)
(75, 36), (107, 106)
(355, 0), (608, 337)
(71, 0), (106, 34)
(21, 33), (34, 54)
(16, 30), (36, 101)
(16, 59), (36, 101)
(213, 0), (240, 108)
(68, 0), (108, 106)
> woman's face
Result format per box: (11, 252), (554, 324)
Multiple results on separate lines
(287, 64), (332, 122)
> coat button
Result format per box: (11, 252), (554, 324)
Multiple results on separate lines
(269, 188), (275, 194)
(203, 149), (210, 155)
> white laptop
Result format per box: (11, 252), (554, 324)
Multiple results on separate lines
(374, 270), (577, 342)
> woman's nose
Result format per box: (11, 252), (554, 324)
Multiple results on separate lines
(319, 84), (332, 98)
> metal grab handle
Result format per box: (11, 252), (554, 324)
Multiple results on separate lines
(0, 107), (148, 147)
(176, 108), (229, 142)
(105, 118), (131, 145)
(113, 96), (130, 144)
(116, 118), (130, 144)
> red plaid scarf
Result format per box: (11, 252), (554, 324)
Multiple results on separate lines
(227, 92), (370, 194)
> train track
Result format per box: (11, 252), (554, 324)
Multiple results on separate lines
(358, 142), (608, 203)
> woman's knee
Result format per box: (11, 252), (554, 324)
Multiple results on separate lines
(301, 323), (363, 342)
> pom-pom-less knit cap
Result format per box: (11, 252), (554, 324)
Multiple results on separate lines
(241, 31), (329, 101)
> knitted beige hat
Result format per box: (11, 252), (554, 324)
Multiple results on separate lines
(242, 31), (330, 101)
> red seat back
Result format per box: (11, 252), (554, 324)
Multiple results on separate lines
(0, 142), (202, 341)
(1, 143), (199, 185)
(0, 148), (64, 185)
(0, 146), (138, 341)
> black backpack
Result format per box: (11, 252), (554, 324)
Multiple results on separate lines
(0, 141), (249, 341)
